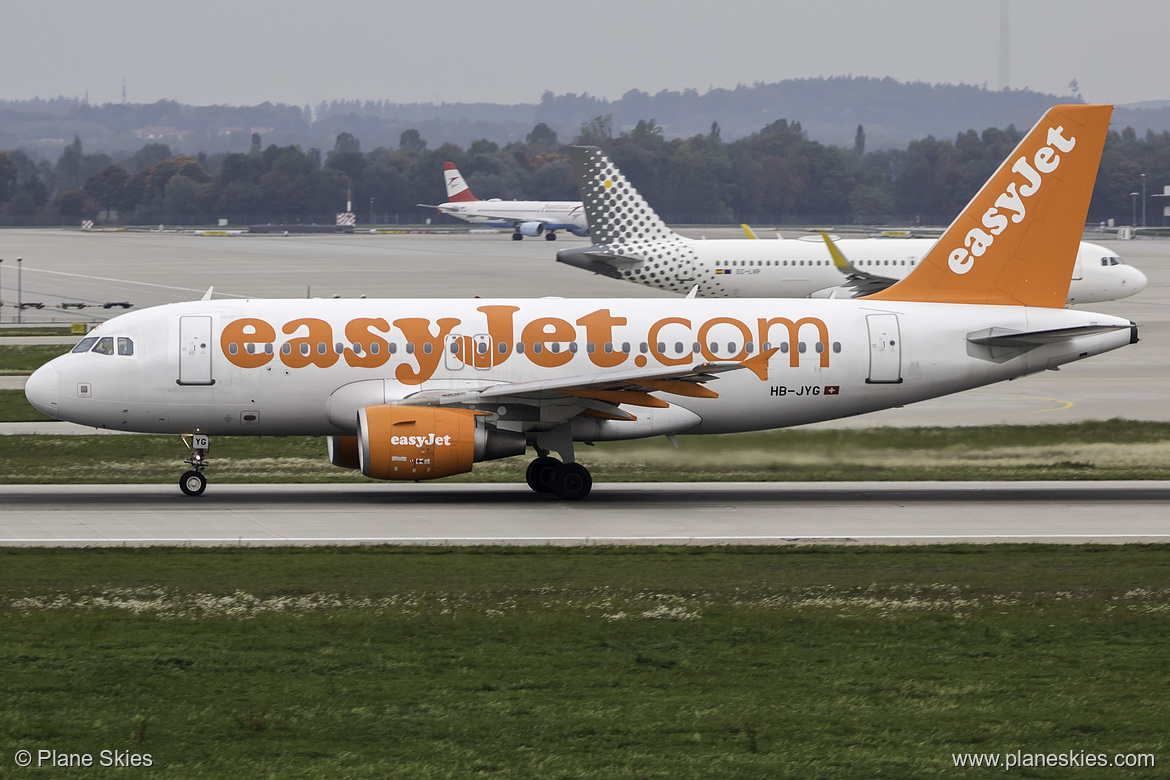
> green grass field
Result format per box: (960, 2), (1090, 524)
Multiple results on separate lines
(0, 389), (54, 422)
(2, 420), (1170, 484)
(0, 326), (76, 337)
(2, 545), (1167, 778)
(0, 344), (70, 375)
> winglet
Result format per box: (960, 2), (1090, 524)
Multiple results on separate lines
(741, 224), (759, 239)
(201, 286), (214, 301)
(442, 162), (478, 203)
(867, 105), (1112, 307)
(821, 232), (857, 272)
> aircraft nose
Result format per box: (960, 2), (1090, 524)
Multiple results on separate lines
(25, 361), (60, 418)
(1127, 265), (1149, 295)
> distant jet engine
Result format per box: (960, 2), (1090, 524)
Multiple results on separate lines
(517, 221), (545, 237)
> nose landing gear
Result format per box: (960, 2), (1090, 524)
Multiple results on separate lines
(179, 433), (210, 496)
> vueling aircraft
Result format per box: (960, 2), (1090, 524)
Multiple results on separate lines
(418, 162), (589, 241)
(557, 147), (1147, 304)
(26, 106), (1136, 500)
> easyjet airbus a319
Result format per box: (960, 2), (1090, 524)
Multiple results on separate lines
(27, 105), (1136, 500)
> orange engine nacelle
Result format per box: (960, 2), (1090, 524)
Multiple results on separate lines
(353, 405), (525, 481)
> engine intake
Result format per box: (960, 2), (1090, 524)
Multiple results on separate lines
(355, 405), (525, 480)
(327, 435), (361, 470)
(517, 221), (545, 237)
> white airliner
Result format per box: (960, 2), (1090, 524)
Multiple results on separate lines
(26, 105), (1137, 501)
(419, 162), (589, 241)
(556, 147), (1147, 305)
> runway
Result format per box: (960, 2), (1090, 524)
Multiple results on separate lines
(3, 482), (1169, 547)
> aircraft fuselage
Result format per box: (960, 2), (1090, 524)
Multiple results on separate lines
(27, 297), (1135, 442)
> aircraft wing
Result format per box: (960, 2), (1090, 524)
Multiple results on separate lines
(821, 232), (898, 297)
(398, 361), (744, 422)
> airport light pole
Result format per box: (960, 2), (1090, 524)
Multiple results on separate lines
(370, 198), (375, 227)
(1142, 173), (1148, 228)
(1131, 192), (1138, 227)
(0, 257), (4, 323)
(16, 257), (22, 324)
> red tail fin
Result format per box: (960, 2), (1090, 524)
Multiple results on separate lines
(442, 162), (478, 203)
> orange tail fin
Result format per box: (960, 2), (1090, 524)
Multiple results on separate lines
(867, 104), (1112, 307)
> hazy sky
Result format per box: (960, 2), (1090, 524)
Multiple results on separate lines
(2, 0), (1166, 108)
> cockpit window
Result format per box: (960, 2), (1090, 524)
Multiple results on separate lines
(1101, 256), (1122, 266)
(117, 337), (134, 356)
(92, 337), (115, 355)
(71, 337), (98, 354)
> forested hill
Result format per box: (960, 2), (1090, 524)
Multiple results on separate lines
(5, 77), (1170, 156)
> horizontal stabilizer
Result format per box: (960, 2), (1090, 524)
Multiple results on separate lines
(556, 245), (645, 279)
(575, 250), (643, 268)
(967, 323), (1136, 348)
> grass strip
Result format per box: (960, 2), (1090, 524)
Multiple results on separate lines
(0, 344), (70, 374)
(0, 389), (53, 422)
(0, 326), (77, 337)
(2, 420), (1170, 483)
(1, 545), (1167, 778)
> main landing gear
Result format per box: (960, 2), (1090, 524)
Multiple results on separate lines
(525, 425), (591, 500)
(525, 454), (592, 501)
(179, 433), (210, 497)
(510, 231), (559, 241)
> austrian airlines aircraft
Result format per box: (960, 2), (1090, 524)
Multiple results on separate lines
(556, 147), (1147, 305)
(26, 106), (1136, 500)
(419, 162), (589, 241)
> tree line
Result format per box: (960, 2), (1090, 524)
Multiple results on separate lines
(1, 116), (1167, 228)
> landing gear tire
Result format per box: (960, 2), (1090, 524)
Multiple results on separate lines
(551, 462), (592, 501)
(525, 456), (561, 494)
(544, 231), (557, 241)
(179, 470), (207, 497)
(511, 232), (523, 241)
